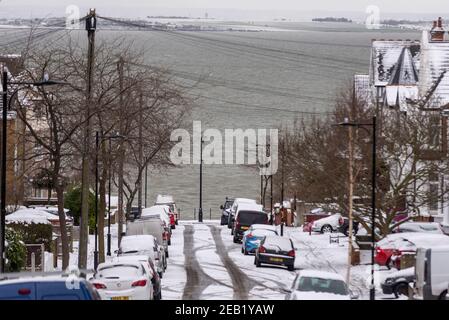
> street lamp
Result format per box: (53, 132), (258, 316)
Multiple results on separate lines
(0, 69), (68, 273)
(198, 135), (204, 223)
(338, 116), (377, 300)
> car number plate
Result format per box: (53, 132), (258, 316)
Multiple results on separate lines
(111, 296), (129, 300)
(270, 257), (283, 262)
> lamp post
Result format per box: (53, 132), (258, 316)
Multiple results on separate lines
(338, 116), (377, 300)
(198, 135), (204, 223)
(0, 69), (67, 273)
(95, 133), (123, 261)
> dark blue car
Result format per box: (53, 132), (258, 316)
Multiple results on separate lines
(0, 277), (101, 300)
(242, 227), (278, 255)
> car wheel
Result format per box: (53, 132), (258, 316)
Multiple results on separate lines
(241, 247), (244, 253)
(231, 228), (234, 235)
(254, 257), (257, 265)
(287, 265), (294, 271)
(321, 225), (333, 234)
(438, 290), (448, 300)
(393, 282), (409, 298)
(256, 258), (261, 267)
(244, 248), (248, 255)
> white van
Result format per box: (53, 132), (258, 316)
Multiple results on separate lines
(414, 245), (449, 300)
(126, 218), (169, 259)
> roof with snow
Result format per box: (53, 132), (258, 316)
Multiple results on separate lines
(370, 40), (420, 87)
(418, 30), (449, 107)
(5, 208), (55, 225)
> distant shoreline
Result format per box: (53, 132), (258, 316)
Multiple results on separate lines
(312, 17), (352, 23)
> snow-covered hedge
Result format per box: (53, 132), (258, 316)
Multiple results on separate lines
(5, 228), (27, 272)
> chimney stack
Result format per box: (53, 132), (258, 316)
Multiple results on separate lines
(430, 17), (445, 41)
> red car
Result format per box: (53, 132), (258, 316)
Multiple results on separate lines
(169, 212), (176, 230)
(375, 233), (449, 269)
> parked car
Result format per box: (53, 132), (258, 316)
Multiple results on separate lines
(242, 228), (278, 255)
(118, 235), (165, 277)
(381, 267), (415, 298)
(285, 270), (357, 300)
(311, 213), (359, 236)
(141, 205), (172, 245)
(155, 194), (179, 225)
(0, 276), (101, 300)
(227, 198), (257, 229)
(128, 206), (144, 220)
(92, 261), (154, 300)
(220, 197), (234, 225)
(112, 255), (162, 300)
(375, 233), (449, 270)
(392, 222), (443, 234)
(126, 217), (169, 259)
(232, 203), (267, 243)
(414, 245), (449, 300)
(254, 236), (295, 271)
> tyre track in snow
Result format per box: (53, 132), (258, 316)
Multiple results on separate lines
(182, 225), (234, 299)
(209, 225), (253, 300)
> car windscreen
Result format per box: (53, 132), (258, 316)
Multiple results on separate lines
(237, 211), (267, 225)
(296, 277), (348, 296)
(225, 201), (233, 209)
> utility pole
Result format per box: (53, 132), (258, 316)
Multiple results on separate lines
(198, 135), (203, 223)
(79, 8), (96, 270)
(347, 123), (354, 285)
(117, 56), (125, 245)
(137, 92), (143, 217)
(0, 68), (7, 273)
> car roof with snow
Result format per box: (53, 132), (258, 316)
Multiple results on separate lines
(250, 224), (276, 231)
(120, 235), (156, 250)
(298, 270), (346, 281)
(234, 198), (257, 204)
(379, 232), (449, 249)
(263, 236), (293, 249)
(251, 229), (278, 237)
(236, 203), (264, 213)
(141, 205), (169, 217)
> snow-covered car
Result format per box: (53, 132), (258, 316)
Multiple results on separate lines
(285, 270), (358, 300)
(311, 214), (341, 233)
(381, 267), (414, 298)
(392, 222), (443, 234)
(255, 236), (295, 271)
(375, 233), (449, 270)
(141, 205), (172, 245)
(311, 213), (359, 235)
(155, 194), (179, 225)
(227, 198), (257, 229)
(112, 255), (162, 300)
(242, 228), (278, 255)
(92, 261), (154, 300)
(118, 235), (165, 277)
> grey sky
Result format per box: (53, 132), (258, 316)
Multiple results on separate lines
(1, 0), (449, 19)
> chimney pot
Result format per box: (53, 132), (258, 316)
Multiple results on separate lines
(433, 20), (437, 28)
(438, 17), (443, 28)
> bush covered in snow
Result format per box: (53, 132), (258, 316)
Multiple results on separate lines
(5, 228), (27, 272)
(7, 222), (53, 251)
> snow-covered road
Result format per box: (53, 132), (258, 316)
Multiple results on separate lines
(162, 221), (395, 300)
